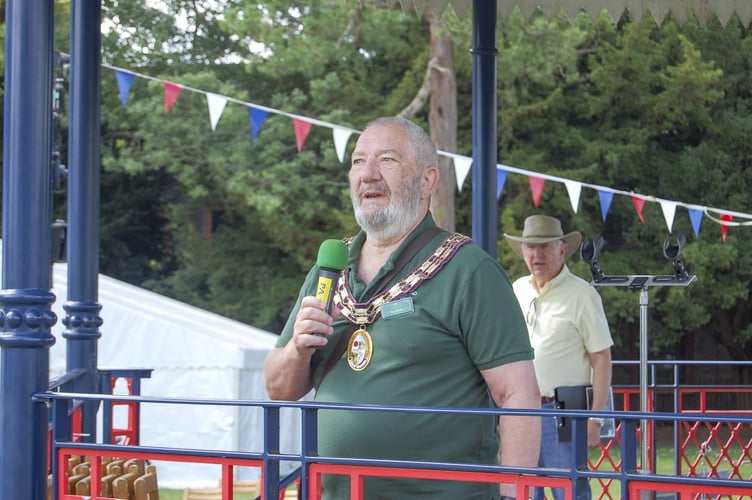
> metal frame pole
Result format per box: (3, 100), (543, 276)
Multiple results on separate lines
(0, 2), (56, 499)
(639, 286), (650, 473)
(470, 0), (498, 257)
(63, 0), (104, 444)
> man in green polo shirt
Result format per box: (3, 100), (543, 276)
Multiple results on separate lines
(265, 116), (541, 499)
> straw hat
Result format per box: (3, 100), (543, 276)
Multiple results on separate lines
(504, 215), (582, 259)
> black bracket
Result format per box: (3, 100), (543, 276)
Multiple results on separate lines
(579, 233), (697, 289)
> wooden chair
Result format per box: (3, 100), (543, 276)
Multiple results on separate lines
(75, 476), (91, 496)
(236, 479), (260, 491)
(107, 459), (126, 475)
(133, 471), (160, 500)
(101, 470), (122, 497)
(125, 458), (147, 475)
(182, 487), (223, 500)
(68, 462), (90, 495)
(71, 461), (90, 477)
(217, 479), (261, 495)
(67, 455), (82, 473)
(112, 471), (140, 499)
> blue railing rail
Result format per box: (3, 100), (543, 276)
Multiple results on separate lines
(48, 368), (87, 392)
(36, 390), (752, 499)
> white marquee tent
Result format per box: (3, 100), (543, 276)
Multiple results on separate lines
(41, 259), (304, 489)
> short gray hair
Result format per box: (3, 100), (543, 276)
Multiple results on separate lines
(363, 116), (438, 172)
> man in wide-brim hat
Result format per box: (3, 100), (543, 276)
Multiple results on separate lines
(504, 214), (582, 261)
(504, 214), (614, 500)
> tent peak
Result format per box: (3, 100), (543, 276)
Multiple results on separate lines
(361, 0), (751, 26)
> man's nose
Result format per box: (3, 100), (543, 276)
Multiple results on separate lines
(529, 246), (546, 258)
(361, 156), (382, 178)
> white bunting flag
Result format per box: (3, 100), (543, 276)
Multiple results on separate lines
(660, 200), (678, 233)
(206, 93), (228, 131)
(452, 156), (473, 191)
(564, 180), (582, 214)
(333, 128), (353, 163)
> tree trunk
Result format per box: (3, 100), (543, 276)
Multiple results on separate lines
(427, 12), (457, 232)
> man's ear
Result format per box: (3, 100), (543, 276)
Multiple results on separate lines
(421, 166), (440, 199)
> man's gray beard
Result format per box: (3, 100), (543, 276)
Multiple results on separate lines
(352, 180), (422, 241)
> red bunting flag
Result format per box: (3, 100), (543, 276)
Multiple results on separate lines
(293, 118), (313, 152)
(529, 176), (545, 207)
(721, 213), (732, 242)
(163, 81), (182, 113)
(632, 196), (646, 223)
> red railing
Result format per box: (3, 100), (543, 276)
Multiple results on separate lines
(55, 448), (264, 500)
(43, 388), (752, 500)
(308, 463), (573, 499)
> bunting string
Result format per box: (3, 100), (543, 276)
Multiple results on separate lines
(102, 61), (752, 241)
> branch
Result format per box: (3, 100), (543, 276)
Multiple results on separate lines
(398, 57), (446, 119)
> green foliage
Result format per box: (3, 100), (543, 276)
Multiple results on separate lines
(494, 10), (751, 360)
(2, 2), (751, 361)
(93, 0), (431, 332)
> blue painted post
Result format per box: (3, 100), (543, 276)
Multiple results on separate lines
(62, 0), (103, 444)
(0, 1), (56, 499)
(263, 406), (282, 499)
(470, 0), (498, 258)
(571, 417), (590, 498)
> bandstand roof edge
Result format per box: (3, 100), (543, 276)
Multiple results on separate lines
(360, 0), (752, 26)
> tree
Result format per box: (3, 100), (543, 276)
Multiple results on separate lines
(26, 2), (751, 366)
(494, 10), (752, 363)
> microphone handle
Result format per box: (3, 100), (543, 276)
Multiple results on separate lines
(315, 267), (340, 314)
(312, 267), (340, 341)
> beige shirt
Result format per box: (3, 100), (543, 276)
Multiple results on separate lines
(512, 265), (613, 398)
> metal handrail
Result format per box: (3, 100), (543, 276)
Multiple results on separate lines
(39, 390), (752, 500)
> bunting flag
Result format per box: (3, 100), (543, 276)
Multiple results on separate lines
(660, 201), (677, 234)
(292, 119), (313, 152)
(103, 62), (752, 241)
(333, 127), (353, 163)
(451, 156), (472, 192)
(206, 93), (228, 131)
(564, 180), (581, 214)
(115, 70), (135, 107)
(496, 169), (508, 200)
(721, 213), (732, 242)
(249, 107), (269, 142)
(598, 191), (614, 222)
(163, 81), (182, 113)
(632, 196), (646, 223)
(529, 176), (545, 207)
(689, 208), (703, 237)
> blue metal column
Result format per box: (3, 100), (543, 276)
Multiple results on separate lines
(0, 2), (56, 499)
(470, 0), (498, 258)
(62, 0), (103, 443)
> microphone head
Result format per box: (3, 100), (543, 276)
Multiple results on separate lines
(317, 239), (348, 271)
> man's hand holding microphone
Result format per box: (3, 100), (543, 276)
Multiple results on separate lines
(292, 239), (348, 351)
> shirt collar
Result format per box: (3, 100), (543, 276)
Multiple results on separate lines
(528, 264), (571, 295)
(346, 212), (436, 290)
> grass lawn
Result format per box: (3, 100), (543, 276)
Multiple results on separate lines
(158, 486), (295, 499)
(159, 491), (257, 499)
